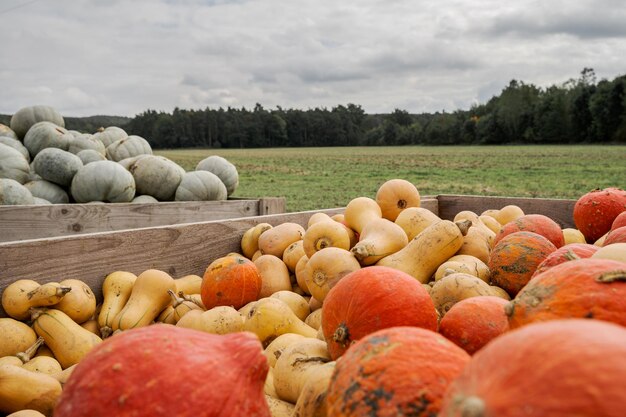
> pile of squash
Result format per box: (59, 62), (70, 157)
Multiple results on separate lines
(1, 181), (625, 417)
(0, 105), (238, 205)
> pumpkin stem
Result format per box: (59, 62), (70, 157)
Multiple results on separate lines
(167, 289), (184, 307)
(397, 199), (407, 209)
(315, 237), (331, 252)
(100, 326), (113, 339)
(460, 396), (486, 417)
(503, 301), (515, 317)
(455, 220), (472, 236)
(16, 336), (45, 364)
(595, 271), (626, 283)
(333, 323), (350, 346)
(29, 307), (46, 321)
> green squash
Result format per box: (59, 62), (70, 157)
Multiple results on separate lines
(105, 135), (152, 162)
(24, 179), (70, 204)
(10, 105), (65, 139)
(195, 155), (239, 196)
(71, 161), (136, 203)
(128, 155), (183, 201)
(92, 126), (128, 148)
(0, 143), (30, 184)
(0, 178), (35, 205)
(32, 148), (83, 187)
(23, 121), (72, 157)
(175, 171), (227, 201)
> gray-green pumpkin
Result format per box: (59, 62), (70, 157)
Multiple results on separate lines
(32, 148), (83, 187)
(0, 143), (30, 184)
(71, 160), (136, 203)
(175, 171), (227, 201)
(195, 155), (239, 196)
(93, 126), (128, 148)
(128, 155), (183, 201)
(33, 197), (52, 205)
(0, 178), (35, 205)
(0, 136), (30, 161)
(68, 134), (106, 156)
(132, 194), (159, 203)
(0, 123), (18, 140)
(76, 149), (106, 165)
(24, 179), (70, 204)
(106, 135), (152, 162)
(23, 121), (72, 157)
(118, 155), (150, 171)
(10, 105), (65, 140)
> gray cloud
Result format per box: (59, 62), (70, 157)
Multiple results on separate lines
(0, 0), (625, 118)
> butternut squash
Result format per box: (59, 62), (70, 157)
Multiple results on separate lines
(434, 254), (490, 282)
(173, 274), (203, 294)
(49, 364), (76, 386)
(343, 196), (382, 234)
(31, 308), (102, 369)
(167, 290), (203, 322)
(591, 242), (626, 263)
(270, 291), (310, 321)
(177, 306), (244, 335)
(0, 318), (37, 357)
(304, 308), (322, 330)
(258, 222), (305, 257)
(6, 410), (47, 417)
(305, 247), (361, 302)
(283, 240), (306, 272)
(54, 279), (97, 324)
(307, 212), (333, 228)
(21, 356), (63, 376)
(303, 220), (351, 258)
(244, 298), (318, 345)
(488, 285), (512, 300)
(173, 309), (203, 328)
(455, 225), (492, 264)
(330, 213), (345, 223)
(479, 214), (502, 235)
(80, 319), (100, 336)
(0, 364), (62, 416)
(375, 178), (421, 221)
(295, 255), (311, 294)
(156, 305), (177, 325)
(309, 297), (322, 312)
(2, 280), (71, 321)
(238, 300), (257, 317)
(111, 269), (175, 331)
(377, 220), (471, 283)
(493, 204), (525, 225)
(429, 272), (495, 316)
(454, 210), (496, 246)
(562, 228), (587, 245)
(255, 254), (293, 298)
(265, 368), (278, 397)
(0, 336), (42, 369)
(394, 207), (441, 240)
(98, 271), (137, 337)
(273, 338), (331, 403)
(265, 395), (295, 417)
(264, 333), (307, 367)
(293, 361), (336, 417)
(241, 222), (273, 259)
(351, 218), (408, 265)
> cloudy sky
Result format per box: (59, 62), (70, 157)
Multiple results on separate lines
(2, 0), (626, 117)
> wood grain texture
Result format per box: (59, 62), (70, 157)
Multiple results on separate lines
(0, 197), (285, 243)
(436, 194), (576, 228)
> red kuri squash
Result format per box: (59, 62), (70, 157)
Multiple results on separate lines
(573, 187), (626, 242)
(494, 214), (564, 248)
(201, 254), (262, 309)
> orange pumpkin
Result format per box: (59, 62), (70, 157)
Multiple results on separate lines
(438, 296), (509, 355)
(201, 254), (262, 309)
(531, 243), (599, 277)
(488, 231), (557, 297)
(604, 226), (626, 245)
(326, 326), (470, 417)
(494, 214), (564, 248)
(321, 266), (438, 360)
(375, 179), (421, 221)
(574, 187), (626, 242)
(507, 258), (626, 329)
(611, 211), (626, 231)
(439, 319), (626, 417)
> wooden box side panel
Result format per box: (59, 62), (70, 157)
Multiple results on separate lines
(436, 194), (576, 228)
(0, 197), (286, 243)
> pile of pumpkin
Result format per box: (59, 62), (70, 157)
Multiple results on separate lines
(0, 105), (239, 205)
(1, 181), (625, 417)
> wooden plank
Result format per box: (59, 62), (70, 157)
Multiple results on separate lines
(0, 198), (438, 318)
(0, 198), (286, 243)
(436, 194), (576, 228)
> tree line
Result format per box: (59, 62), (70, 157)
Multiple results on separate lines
(2, 68), (624, 147)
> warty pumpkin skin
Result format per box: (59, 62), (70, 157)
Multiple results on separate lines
(439, 319), (626, 417)
(326, 326), (470, 417)
(506, 258), (626, 329)
(488, 231), (557, 297)
(201, 254), (262, 310)
(574, 187), (626, 243)
(321, 266), (438, 360)
(531, 242), (599, 277)
(494, 214), (565, 248)
(438, 296), (509, 354)
(53, 325), (271, 417)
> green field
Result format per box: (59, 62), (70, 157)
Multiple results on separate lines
(156, 145), (626, 212)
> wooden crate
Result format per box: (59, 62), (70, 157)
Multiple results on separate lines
(0, 197), (285, 243)
(0, 195), (576, 317)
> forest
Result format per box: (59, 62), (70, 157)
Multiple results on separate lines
(2, 68), (625, 148)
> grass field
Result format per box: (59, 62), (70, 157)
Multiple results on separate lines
(156, 145), (626, 212)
